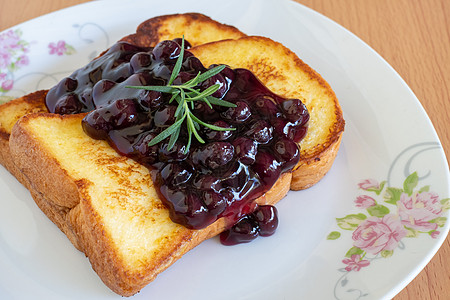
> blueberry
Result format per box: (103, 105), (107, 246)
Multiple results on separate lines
(253, 151), (281, 186)
(245, 120), (273, 144)
(110, 98), (138, 128)
(172, 38), (192, 49)
(82, 110), (113, 140)
(151, 40), (181, 62)
(203, 190), (228, 216)
(130, 52), (152, 72)
(201, 73), (228, 98)
(161, 163), (193, 187)
(253, 96), (280, 118)
(281, 99), (309, 124)
(133, 132), (159, 164)
(191, 142), (235, 169)
(53, 94), (82, 114)
(219, 215), (259, 245)
(273, 137), (300, 171)
(252, 205), (278, 236)
(192, 174), (221, 191)
(220, 101), (251, 123)
(154, 105), (177, 127)
(232, 137), (258, 165)
(204, 120), (233, 141)
(139, 90), (162, 111)
(62, 77), (78, 92)
(182, 56), (206, 73)
(158, 141), (189, 162)
(172, 71), (196, 85)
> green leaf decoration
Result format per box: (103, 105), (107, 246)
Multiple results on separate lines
(367, 180), (386, 195)
(327, 231), (341, 240)
(404, 226), (419, 238)
(429, 217), (447, 227)
(345, 246), (364, 258)
(419, 185), (430, 193)
(380, 250), (394, 258)
(441, 198), (450, 211)
(403, 172), (419, 196)
(64, 45), (76, 55)
(384, 187), (403, 205)
(367, 205), (390, 218)
(336, 213), (367, 230)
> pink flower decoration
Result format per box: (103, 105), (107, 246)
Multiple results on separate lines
(16, 55), (29, 67)
(342, 254), (370, 272)
(1, 79), (13, 91)
(48, 40), (67, 56)
(358, 179), (380, 190)
(430, 231), (440, 239)
(355, 195), (376, 209)
(0, 49), (11, 69)
(397, 192), (442, 232)
(352, 214), (407, 255)
(0, 30), (20, 50)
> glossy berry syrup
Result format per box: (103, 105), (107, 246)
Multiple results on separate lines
(45, 39), (309, 245)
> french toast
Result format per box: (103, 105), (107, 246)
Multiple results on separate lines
(10, 112), (292, 296)
(1, 13), (344, 297)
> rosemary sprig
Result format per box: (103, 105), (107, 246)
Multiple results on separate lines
(126, 37), (236, 153)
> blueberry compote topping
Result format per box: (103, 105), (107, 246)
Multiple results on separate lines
(45, 39), (309, 245)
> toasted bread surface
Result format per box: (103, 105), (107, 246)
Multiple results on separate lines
(0, 90), (48, 184)
(190, 36), (345, 189)
(10, 112), (291, 296)
(121, 13), (246, 47)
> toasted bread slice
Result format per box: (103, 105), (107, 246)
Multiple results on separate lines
(0, 13), (246, 183)
(10, 112), (291, 296)
(190, 37), (344, 189)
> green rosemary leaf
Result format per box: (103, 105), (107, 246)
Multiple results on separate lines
(183, 71), (202, 88)
(196, 65), (226, 82)
(167, 125), (181, 150)
(148, 116), (185, 146)
(205, 96), (237, 108)
(168, 37), (184, 85)
(187, 114), (205, 144)
(169, 91), (180, 104)
(126, 85), (176, 93)
(190, 113), (236, 131)
(188, 84), (220, 101)
(174, 97), (185, 117)
(185, 123), (193, 153)
(202, 96), (213, 109)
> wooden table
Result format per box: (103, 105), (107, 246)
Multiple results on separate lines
(1, 0), (448, 298)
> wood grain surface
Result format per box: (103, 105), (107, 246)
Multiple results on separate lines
(0, 0), (449, 299)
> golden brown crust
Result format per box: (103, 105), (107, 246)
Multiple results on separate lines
(10, 113), (82, 208)
(121, 13), (246, 48)
(290, 133), (343, 190)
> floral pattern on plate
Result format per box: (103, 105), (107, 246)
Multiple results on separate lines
(48, 40), (76, 56)
(329, 172), (448, 270)
(0, 29), (30, 94)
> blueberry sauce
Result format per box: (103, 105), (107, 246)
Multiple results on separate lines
(45, 39), (309, 245)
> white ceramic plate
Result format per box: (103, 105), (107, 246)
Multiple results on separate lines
(0, 0), (449, 299)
